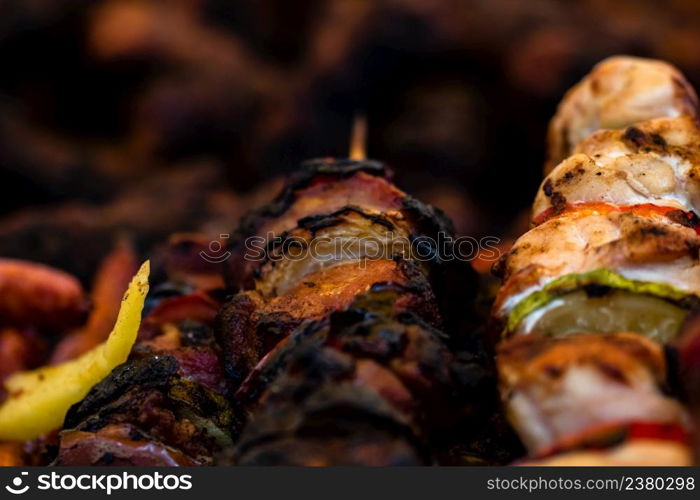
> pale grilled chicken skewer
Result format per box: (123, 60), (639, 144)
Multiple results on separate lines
(493, 56), (700, 465)
(495, 58), (700, 344)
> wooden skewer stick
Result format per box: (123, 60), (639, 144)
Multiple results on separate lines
(349, 114), (367, 160)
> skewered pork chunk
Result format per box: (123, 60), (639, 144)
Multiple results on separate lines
(228, 288), (498, 465)
(217, 258), (440, 385)
(218, 158), (472, 387)
(225, 158), (454, 291)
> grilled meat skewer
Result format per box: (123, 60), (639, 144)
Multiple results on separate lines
(218, 158), (472, 388)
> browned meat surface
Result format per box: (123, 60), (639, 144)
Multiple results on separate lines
(228, 289), (513, 466)
(217, 259), (440, 386)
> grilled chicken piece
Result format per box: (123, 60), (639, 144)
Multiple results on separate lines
(497, 210), (700, 291)
(228, 288), (496, 465)
(546, 56), (699, 173)
(535, 117), (700, 219)
(492, 209), (700, 338)
(497, 333), (688, 455)
(520, 422), (692, 466)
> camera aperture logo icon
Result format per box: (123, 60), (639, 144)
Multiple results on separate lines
(5, 472), (29, 495)
(199, 234), (232, 263)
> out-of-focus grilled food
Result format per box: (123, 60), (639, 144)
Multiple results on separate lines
(676, 310), (700, 463)
(497, 333), (687, 455)
(520, 421), (692, 466)
(0, 259), (89, 332)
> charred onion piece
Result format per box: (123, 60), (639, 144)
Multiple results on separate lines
(56, 355), (235, 466)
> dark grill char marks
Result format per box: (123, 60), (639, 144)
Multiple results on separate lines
(533, 115), (700, 223)
(225, 158), (465, 300)
(224, 159), (400, 291)
(226, 289), (506, 465)
(212, 157), (489, 464)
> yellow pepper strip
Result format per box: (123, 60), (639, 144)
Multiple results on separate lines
(0, 261), (150, 441)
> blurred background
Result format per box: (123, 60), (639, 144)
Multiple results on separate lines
(2, 0), (700, 283)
